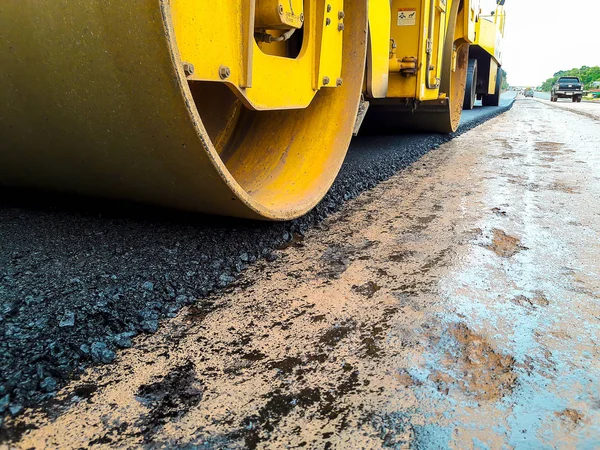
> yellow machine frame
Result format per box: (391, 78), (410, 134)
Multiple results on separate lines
(170, 0), (483, 108)
(0, 0), (506, 220)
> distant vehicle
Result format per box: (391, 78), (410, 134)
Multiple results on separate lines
(551, 77), (583, 102)
(524, 89), (534, 98)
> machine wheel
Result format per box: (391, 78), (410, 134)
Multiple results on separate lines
(361, 0), (469, 134)
(463, 59), (478, 110)
(577, 96), (582, 103)
(572, 96), (577, 102)
(482, 67), (502, 107)
(0, 2), (368, 220)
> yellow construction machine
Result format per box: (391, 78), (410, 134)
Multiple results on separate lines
(0, 0), (505, 220)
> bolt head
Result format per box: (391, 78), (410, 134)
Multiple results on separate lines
(326, 18), (331, 26)
(336, 78), (343, 87)
(219, 65), (231, 80)
(278, 4), (284, 15)
(183, 62), (194, 77)
(338, 23), (345, 31)
(323, 76), (331, 85)
(338, 11), (345, 20)
(327, 4), (332, 12)
(300, 13), (304, 22)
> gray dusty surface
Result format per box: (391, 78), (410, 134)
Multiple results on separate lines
(534, 91), (600, 107)
(2, 97), (599, 448)
(534, 96), (600, 121)
(0, 94), (515, 420)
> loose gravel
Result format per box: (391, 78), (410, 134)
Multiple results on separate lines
(0, 99), (514, 428)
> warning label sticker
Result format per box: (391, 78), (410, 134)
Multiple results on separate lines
(397, 9), (417, 26)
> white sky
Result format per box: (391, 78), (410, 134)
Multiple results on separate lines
(480, 0), (600, 87)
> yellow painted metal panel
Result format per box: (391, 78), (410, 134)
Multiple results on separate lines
(474, 18), (496, 59)
(387, 0), (424, 99)
(473, 5), (505, 67)
(367, 0), (391, 98)
(464, 2), (477, 43)
(256, 0), (304, 29)
(170, 0), (344, 110)
(316, 0), (345, 89)
(488, 59), (499, 95)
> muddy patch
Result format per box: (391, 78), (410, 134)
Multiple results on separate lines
(535, 141), (564, 152)
(269, 357), (304, 374)
(185, 302), (215, 323)
(546, 182), (580, 194)
(134, 361), (204, 440)
(352, 281), (381, 298)
(420, 248), (452, 273)
(319, 245), (352, 279)
(388, 250), (417, 263)
(555, 409), (584, 428)
(430, 323), (517, 402)
(511, 292), (550, 308)
(495, 138), (515, 150)
(235, 387), (321, 449)
(484, 229), (527, 258)
(235, 370), (362, 449)
(319, 323), (356, 348)
(496, 152), (524, 160)
(319, 241), (377, 279)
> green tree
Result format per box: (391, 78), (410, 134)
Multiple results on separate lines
(500, 68), (509, 90)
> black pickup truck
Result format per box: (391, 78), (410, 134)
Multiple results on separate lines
(551, 76), (584, 102)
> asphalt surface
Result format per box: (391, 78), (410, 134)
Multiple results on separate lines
(5, 96), (600, 449)
(0, 94), (515, 434)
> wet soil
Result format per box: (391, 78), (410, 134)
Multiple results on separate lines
(3, 98), (600, 448)
(483, 228), (527, 258)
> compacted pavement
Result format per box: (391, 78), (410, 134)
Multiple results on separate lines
(3, 98), (600, 448)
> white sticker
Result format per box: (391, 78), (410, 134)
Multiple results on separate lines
(397, 9), (417, 26)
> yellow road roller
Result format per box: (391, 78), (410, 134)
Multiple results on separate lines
(0, 0), (505, 220)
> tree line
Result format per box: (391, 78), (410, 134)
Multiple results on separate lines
(500, 68), (509, 90)
(540, 66), (600, 91)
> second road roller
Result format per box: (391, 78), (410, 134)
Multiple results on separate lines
(0, 0), (506, 220)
